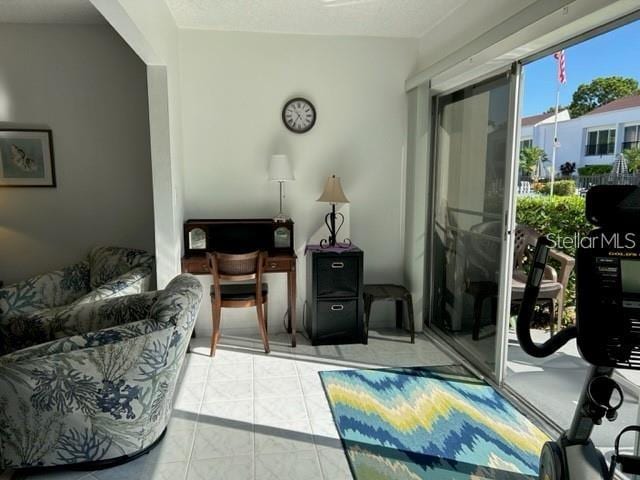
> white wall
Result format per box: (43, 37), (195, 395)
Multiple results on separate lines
(404, 84), (431, 330)
(91, 0), (185, 288)
(178, 30), (418, 335)
(0, 24), (154, 285)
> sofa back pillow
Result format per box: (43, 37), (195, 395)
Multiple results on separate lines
(88, 246), (154, 289)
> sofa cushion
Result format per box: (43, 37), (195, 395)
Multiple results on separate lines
(88, 246), (154, 290)
(74, 267), (152, 306)
(0, 305), (68, 356)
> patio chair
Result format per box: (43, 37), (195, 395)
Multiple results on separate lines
(462, 221), (501, 341)
(466, 223), (575, 339)
(510, 225), (575, 333)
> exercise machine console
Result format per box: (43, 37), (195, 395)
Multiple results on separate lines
(517, 185), (640, 479)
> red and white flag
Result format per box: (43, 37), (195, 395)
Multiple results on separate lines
(553, 50), (566, 84)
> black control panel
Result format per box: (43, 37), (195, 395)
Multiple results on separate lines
(577, 232), (640, 368)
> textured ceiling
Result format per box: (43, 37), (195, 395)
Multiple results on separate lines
(164, 0), (469, 38)
(0, 0), (105, 24)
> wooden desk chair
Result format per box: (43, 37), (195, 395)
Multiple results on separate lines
(207, 251), (270, 356)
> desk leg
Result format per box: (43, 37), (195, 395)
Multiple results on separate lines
(288, 270), (297, 347)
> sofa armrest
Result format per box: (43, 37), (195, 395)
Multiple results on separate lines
(0, 317), (165, 367)
(0, 261), (90, 321)
(0, 324), (180, 468)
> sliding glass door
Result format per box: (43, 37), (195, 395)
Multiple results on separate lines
(427, 68), (520, 382)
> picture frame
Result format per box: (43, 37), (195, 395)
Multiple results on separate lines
(0, 129), (55, 187)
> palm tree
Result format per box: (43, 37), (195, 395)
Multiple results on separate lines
(519, 146), (548, 179)
(624, 147), (640, 173)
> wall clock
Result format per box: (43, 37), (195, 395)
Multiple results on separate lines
(282, 97), (316, 133)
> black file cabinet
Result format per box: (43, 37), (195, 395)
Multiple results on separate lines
(305, 246), (364, 345)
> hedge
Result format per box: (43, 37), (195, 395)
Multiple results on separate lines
(516, 195), (592, 325)
(578, 164), (612, 176)
(539, 179), (576, 196)
(516, 195), (590, 257)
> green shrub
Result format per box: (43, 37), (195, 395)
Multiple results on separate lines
(624, 147), (640, 173)
(578, 164), (612, 176)
(516, 195), (590, 257)
(516, 195), (592, 325)
(539, 179), (576, 196)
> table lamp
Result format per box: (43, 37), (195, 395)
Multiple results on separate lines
(269, 154), (294, 222)
(317, 174), (351, 248)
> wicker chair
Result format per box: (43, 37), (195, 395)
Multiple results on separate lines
(207, 251), (269, 356)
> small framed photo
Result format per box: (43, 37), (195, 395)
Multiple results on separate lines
(0, 129), (55, 187)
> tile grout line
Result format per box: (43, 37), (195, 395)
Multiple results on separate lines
(183, 345), (214, 480)
(297, 368), (326, 479)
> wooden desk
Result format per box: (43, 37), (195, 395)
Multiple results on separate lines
(181, 251), (297, 347)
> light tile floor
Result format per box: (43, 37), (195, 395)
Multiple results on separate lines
(15, 328), (455, 480)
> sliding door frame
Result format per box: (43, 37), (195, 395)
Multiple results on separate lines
(424, 63), (522, 385)
(495, 62), (523, 385)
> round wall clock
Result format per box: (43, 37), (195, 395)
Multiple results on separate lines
(282, 97), (316, 133)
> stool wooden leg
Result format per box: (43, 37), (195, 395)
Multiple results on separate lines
(405, 294), (415, 344)
(363, 296), (372, 344)
(395, 300), (403, 329)
(210, 299), (222, 357)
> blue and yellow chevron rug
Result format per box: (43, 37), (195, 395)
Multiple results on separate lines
(319, 365), (548, 479)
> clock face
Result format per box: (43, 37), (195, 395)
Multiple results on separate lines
(282, 97), (316, 133)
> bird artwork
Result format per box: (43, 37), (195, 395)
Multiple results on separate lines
(9, 144), (37, 172)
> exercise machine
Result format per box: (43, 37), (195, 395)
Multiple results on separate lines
(517, 185), (640, 479)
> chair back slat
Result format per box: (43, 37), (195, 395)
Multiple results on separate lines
(207, 251), (261, 282)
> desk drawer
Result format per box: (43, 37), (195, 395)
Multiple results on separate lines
(182, 258), (209, 274)
(264, 258), (294, 272)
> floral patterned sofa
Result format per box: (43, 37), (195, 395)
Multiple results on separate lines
(0, 246), (155, 356)
(0, 274), (203, 469)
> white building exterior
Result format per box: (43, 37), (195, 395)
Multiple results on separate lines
(520, 95), (640, 173)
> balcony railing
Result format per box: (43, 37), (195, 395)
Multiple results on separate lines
(585, 143), (615, 156)
(622, 141), (640, 151)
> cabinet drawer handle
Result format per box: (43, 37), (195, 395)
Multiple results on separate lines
(269, 263), (278, 269)
(331, 304), (344, 311)
(331, 262), (344, 269)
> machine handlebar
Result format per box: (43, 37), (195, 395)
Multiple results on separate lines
(515, 236), (577, 358)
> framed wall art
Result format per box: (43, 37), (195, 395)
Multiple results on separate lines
(0, 129), (55, 187)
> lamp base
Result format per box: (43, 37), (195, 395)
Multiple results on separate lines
(319, 238), (352, 249)
(319, 205), (351, 248)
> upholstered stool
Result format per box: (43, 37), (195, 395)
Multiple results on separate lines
(363, 284), (415, 344)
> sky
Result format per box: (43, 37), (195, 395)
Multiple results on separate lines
(522, 19), (640, 117)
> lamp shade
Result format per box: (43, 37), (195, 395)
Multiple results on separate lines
(317, 175), (349, 204)
(269, 154), (294, 181)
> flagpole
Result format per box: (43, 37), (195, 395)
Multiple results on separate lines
(550, 84), (560, 196)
